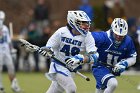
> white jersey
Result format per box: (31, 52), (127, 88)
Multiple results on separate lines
(0, 25), (13, 67)
(0, 25), (11, 53)
(46, 26), (97, 79)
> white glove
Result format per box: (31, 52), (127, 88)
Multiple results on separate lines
(39, 46), (54, 57)
(65, 54), (84, 66)
(65, 54), (84, 71)
(65, 62), (81, 72)
(113, 60), (128, 73)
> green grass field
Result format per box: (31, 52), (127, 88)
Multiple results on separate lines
(2, 72), (140, 93)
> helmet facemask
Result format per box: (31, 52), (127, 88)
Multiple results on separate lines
(110, 18), (128, 48)
(110, 29), (125, 48)
(67, 10), (91, 36)
(75, 20), (91, 36)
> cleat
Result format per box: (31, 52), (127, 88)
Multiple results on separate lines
(0, 88), (5, 93)
(11, 78), (21, 93)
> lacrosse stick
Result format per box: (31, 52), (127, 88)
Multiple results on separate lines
(19, 39), (90, 81)
(99, 61), (121, 76)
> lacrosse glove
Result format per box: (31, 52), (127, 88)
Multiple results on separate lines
(39, 46), (54, 57)
(65, 54), (84, 71)
(113, 60), (128, 74)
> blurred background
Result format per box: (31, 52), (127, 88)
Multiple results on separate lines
(0, 0), (140, 73)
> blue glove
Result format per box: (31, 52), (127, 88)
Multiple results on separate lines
(113, 60), (128, 74)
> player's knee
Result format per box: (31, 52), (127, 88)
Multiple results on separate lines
(111, 81), (118, 89)
(108, 78), (118, 89)
(66, 84), (77, 93)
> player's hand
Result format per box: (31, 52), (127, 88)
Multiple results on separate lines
(40, 46), (54, 57)
(65, 61), (82, 72)
(65, 54), (84, 66)
(113, 60), (128, 74)
(65, 54), (84, 71)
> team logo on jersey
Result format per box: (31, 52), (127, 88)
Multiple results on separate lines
(105, 49), (122, 55)
(61, 37), (82, 46)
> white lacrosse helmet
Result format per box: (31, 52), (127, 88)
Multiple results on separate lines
(0, 11), (5, 30)
(67, 10), (91, 36)
(111, 18), (128, 36)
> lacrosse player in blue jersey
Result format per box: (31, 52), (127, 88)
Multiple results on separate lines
(91, 18), (137, 93)
(26, 10), (99, 93)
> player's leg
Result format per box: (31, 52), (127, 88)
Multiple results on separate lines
(46, 73), (77, 93)
(0, 54), (5, 93)
(0, 64), (5, 93)
(0, 63), (3, 88)
(46, 81), (64, 93)
(92, 66), (115, 93)
(104, 78), (118, 93)
(55, 73), (77, 93)
(95, 89), (104, 93)
(4, 53), (21, 92)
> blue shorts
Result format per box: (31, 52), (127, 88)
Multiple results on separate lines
(92, 66), (115, 89)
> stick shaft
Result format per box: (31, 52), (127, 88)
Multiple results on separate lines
(9, 22), (13, 39)
(76, 71), (90, 81)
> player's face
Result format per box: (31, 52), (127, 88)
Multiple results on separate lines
(0, 20), (3, 30)
(79, 21), (90, 32)
(114, 33), (125, 41)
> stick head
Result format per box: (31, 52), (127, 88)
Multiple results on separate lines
(19, 39), (39, 52)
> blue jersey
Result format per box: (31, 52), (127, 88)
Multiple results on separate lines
(91, 30), (136, 66)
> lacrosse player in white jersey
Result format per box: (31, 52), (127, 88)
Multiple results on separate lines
(39, 10), (99, 93)
(0, 10), (21, 93)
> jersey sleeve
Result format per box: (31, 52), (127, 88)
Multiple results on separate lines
(46, 29), (61, 48)
(91, 31), (106, 48)
(85, 32), (97, 53)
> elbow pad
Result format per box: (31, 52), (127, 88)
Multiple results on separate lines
(87, 52), (99, 63)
